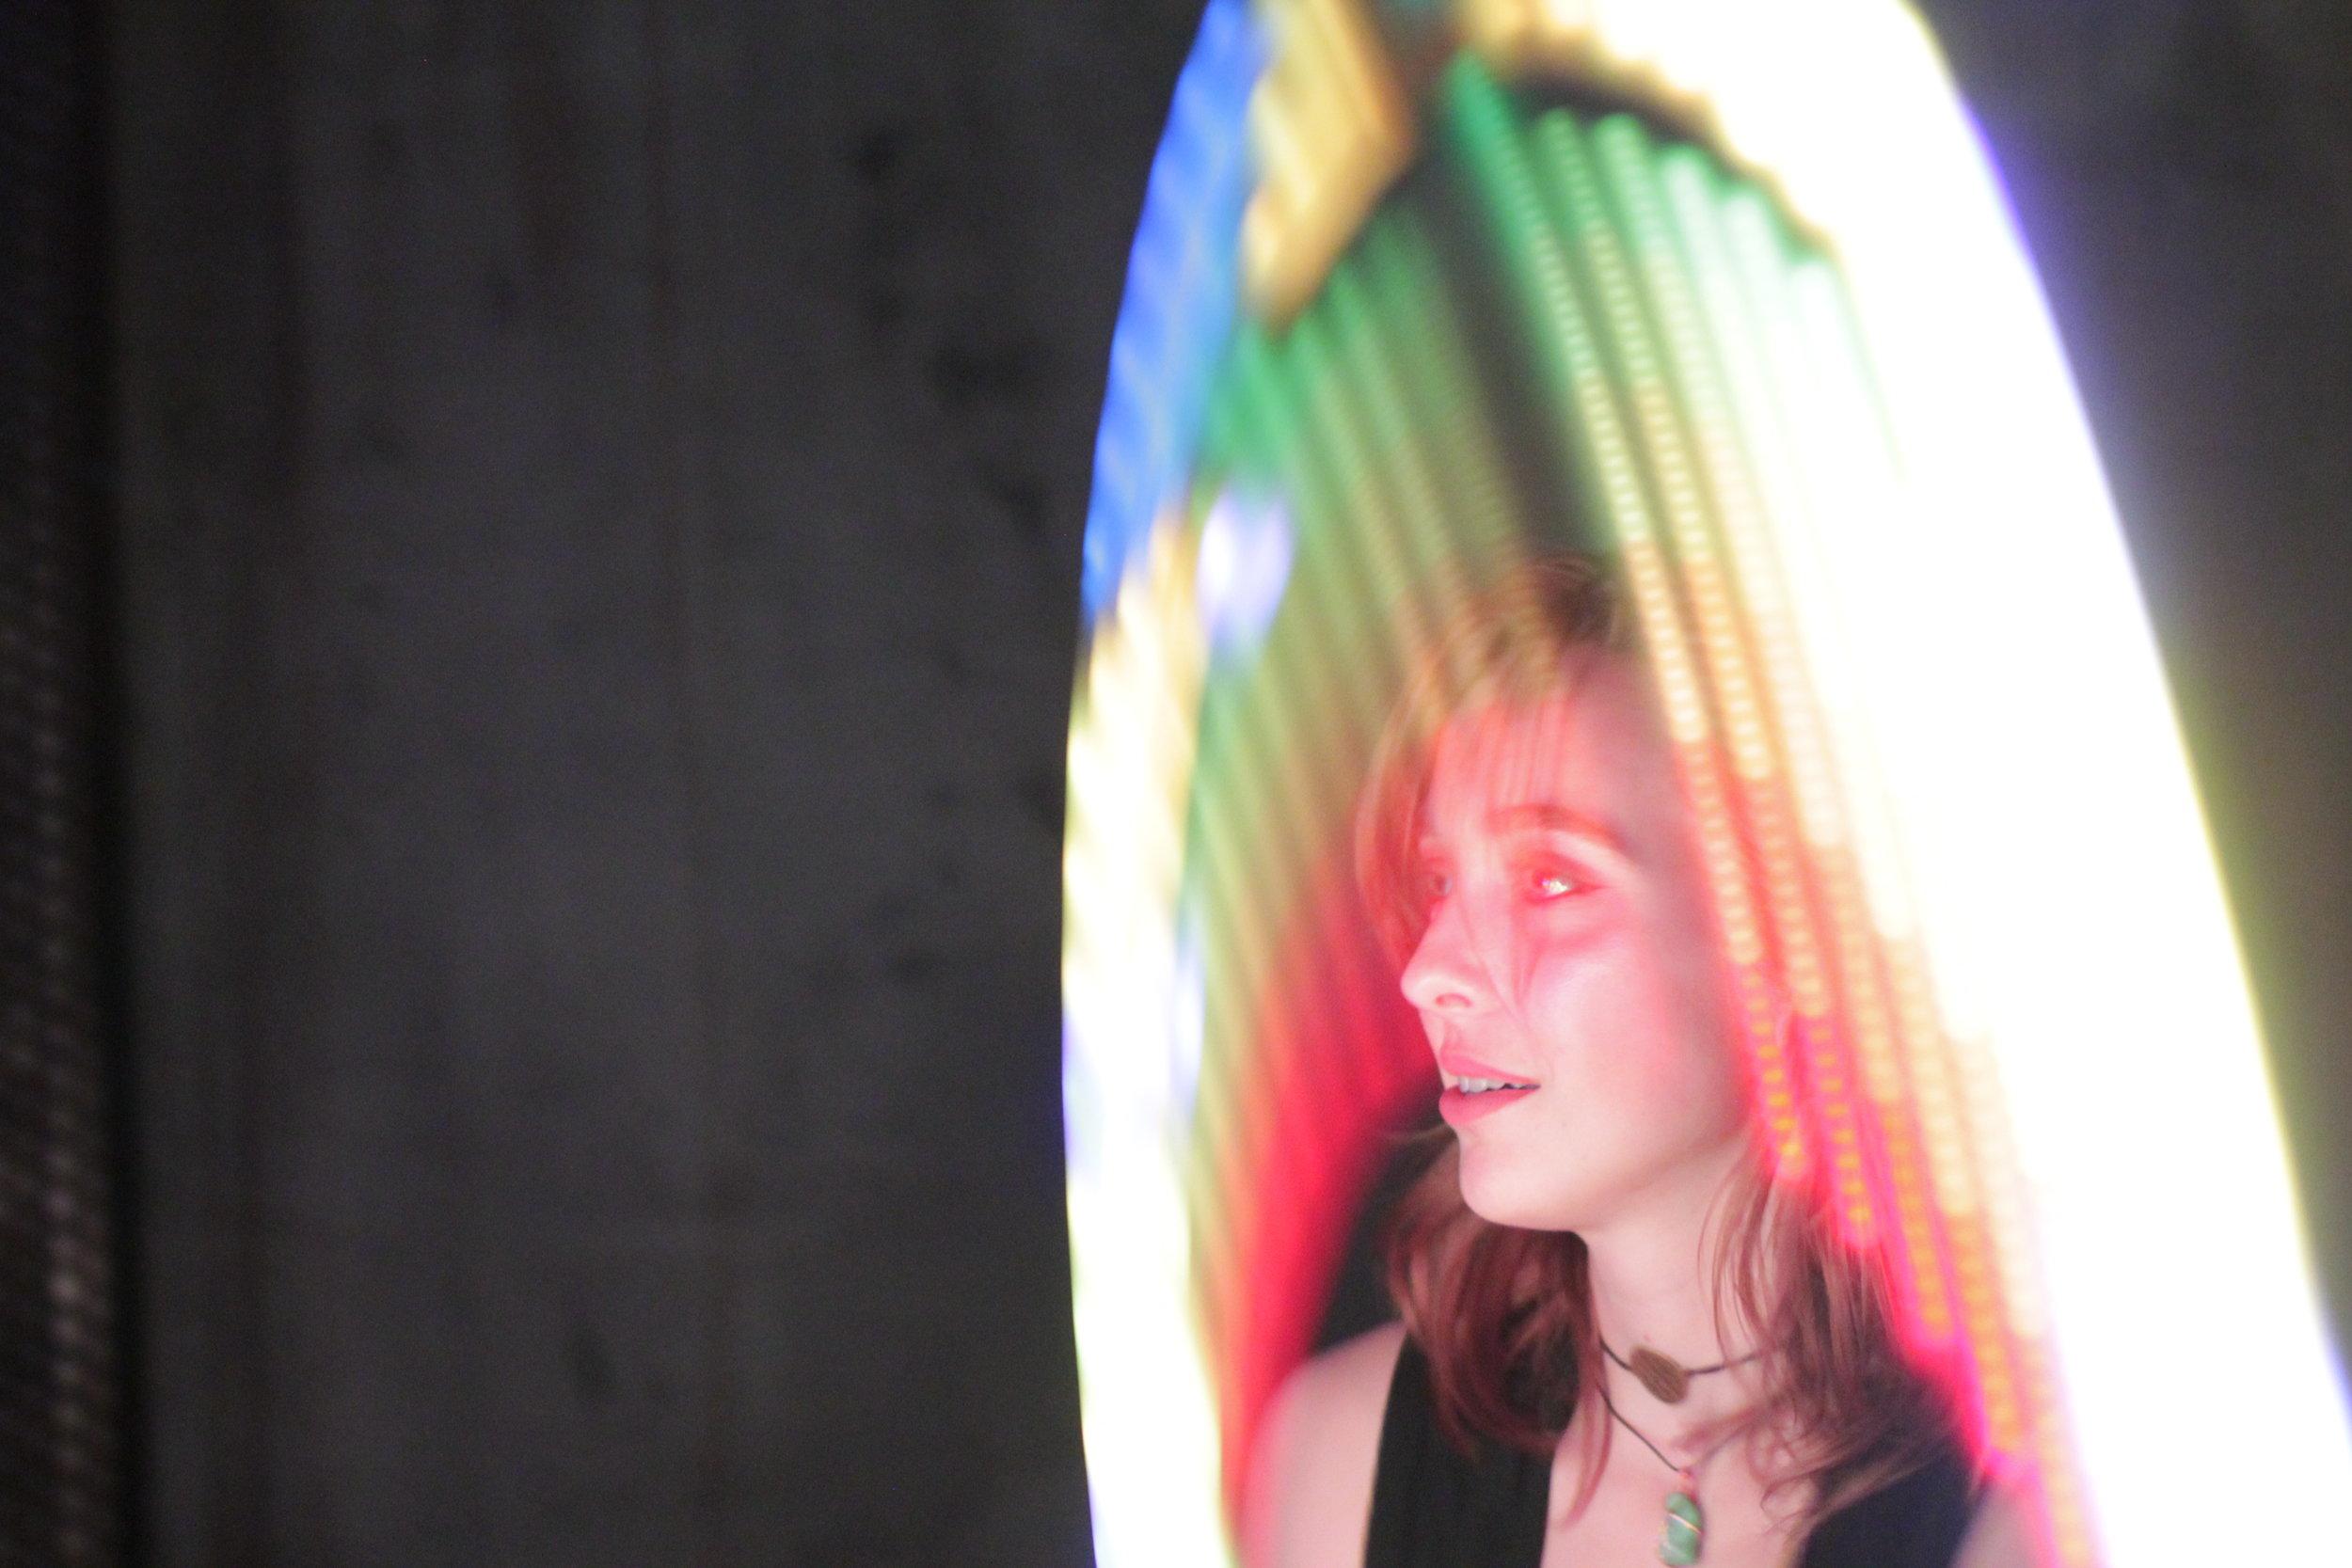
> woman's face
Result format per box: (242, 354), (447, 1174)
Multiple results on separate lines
(1400, 655), (1753, 1234)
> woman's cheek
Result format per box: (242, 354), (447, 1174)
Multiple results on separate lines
(1525, 951), (1657, 1087)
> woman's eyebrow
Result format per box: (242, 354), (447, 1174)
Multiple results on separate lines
(1487, 802), (1625, 852)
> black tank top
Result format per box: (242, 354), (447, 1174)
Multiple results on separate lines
(1365, 1338), (1979, 1568)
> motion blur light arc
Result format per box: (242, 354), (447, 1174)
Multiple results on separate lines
(1063, 4), (2352, 1564)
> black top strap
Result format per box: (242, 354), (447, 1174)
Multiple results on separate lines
(1364, 1338), (1979, 1568)
(1365, 1338), (1549, 1567)
(1795, 1439), (1979, 1568)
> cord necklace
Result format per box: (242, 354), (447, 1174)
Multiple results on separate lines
(1597, 1383), (1752, 1567)
(1598, 1336), (1763, 1404)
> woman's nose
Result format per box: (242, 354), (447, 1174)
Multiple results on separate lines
(1400, 896), (1497, 1014)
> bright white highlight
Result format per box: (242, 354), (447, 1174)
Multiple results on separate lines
(1553, 0), (2352, 1557)
(1064, 528), (1232, 1568)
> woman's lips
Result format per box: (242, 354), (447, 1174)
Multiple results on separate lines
(1435, 1046), (1541, 1086)
(1438, 1084), (1539, 1126)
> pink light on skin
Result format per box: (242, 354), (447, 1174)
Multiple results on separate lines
(1399, 659), (1756, 1240)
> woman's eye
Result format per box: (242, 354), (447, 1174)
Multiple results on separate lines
(1524, 864), (1583, 899)
(1419, 866), (1454, 905)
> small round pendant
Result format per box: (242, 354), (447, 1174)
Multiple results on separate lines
(1628, 1346), (1691, 1403)
(1658, 1487), (1704, 1567)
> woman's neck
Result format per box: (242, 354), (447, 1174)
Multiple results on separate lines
(1578, 1138), (1773, 1445)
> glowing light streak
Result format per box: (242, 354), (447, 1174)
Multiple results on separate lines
(1065, 529), (1227, 1568)
(1073, 7), (2352, 1564)
(1437, 63), (1807, 1181)
(1541, 104), (1881, 1239)
(1244, 0), (1415, 325)
(1197, 491), (1296, 660)
(1083, 0), (1259, 622)
(1320, 250), (1464, 651)
(1697, 183), (2020, 1449)
(1354, 217), (1527, 610)
(1591, 111), (1902, 1251)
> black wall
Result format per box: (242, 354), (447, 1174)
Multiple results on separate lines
(105, 4), (2351, 1565)
(4, 4), (119, 1565)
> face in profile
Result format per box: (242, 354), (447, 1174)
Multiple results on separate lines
(1400, 653), (1754, 1236)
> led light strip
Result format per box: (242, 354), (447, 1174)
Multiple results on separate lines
(1068, 6), (2351, 1566)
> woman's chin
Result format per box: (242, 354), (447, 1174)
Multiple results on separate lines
(1455, 1151), (1583, 1232)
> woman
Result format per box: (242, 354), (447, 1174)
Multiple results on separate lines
(1240, 557), (2042, 1568)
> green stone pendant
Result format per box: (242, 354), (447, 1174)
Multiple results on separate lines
(1658, 1486), (1704, 1567)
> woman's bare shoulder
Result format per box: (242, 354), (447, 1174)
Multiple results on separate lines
(1951, 1470), (2051, 1568)
(1237, 1320), (1409, 1568)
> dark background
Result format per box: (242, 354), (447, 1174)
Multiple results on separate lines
(91, 3), (2350, 1565)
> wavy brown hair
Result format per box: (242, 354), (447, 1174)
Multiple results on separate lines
(1354, 553), (1966, 1525)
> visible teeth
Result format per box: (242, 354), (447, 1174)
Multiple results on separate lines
(1459, 1078), (1534, 1095)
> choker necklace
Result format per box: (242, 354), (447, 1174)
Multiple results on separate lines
(1599, 1388), (1744, 1567)
(1599, 1338), (1762, 1405)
